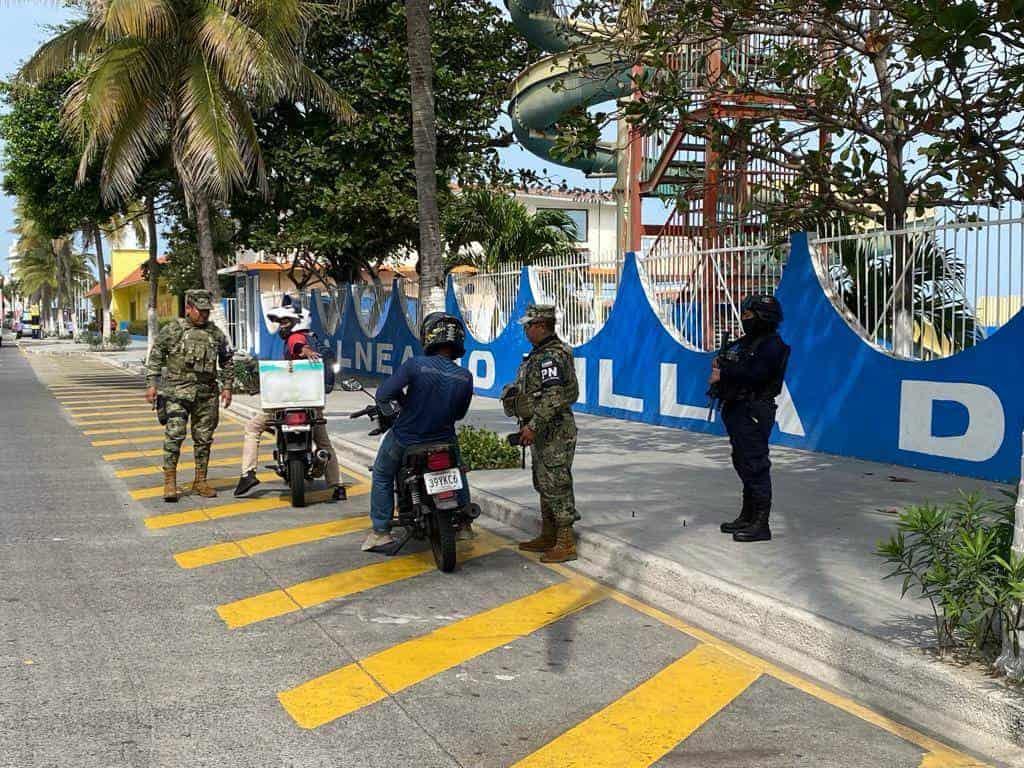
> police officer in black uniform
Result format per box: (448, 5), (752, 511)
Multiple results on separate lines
(709, 294), (790, 542)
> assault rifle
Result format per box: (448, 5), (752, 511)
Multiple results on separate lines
(705, 331), (732, 421)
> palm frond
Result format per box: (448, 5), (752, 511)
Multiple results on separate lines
(18, 19), (103, 84)
(176, 55), (248, 200)
(97, 96), (170, 203)
(197, 2), (288, 101)
(286, 62), (356, 122)
(102, 0), (177, 40)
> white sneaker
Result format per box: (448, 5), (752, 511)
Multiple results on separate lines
(362, 531), (395, 552)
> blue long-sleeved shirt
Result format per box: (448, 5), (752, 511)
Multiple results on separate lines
(375, 355), (474, 445)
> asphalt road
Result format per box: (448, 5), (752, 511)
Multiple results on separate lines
(0, 344), (997, 767)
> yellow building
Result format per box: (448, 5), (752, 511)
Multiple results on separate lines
(88, 248), (178, 331)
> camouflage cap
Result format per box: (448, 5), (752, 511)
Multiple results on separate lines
(185, 289), (214, 310)
(518, 304), (556, 325)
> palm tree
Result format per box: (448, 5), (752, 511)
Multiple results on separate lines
(443, 189), (579, 271)
(19, 0), (353, 307)
(11, 219), (92, 337)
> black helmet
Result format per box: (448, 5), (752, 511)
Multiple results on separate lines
(420, 312), (466, 357)
(740, 294), (783, 325)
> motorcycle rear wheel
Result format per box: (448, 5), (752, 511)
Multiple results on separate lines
(429, 509), (457, 573)
(288, 456), (306, 507)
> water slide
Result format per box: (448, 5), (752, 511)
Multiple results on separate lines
(506, 0), (630, 176)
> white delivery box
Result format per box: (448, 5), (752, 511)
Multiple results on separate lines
(258, 360), (326, 409)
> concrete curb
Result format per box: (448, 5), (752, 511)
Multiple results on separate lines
(90, 354), (1024, 761)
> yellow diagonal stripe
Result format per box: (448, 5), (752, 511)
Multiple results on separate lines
(278, 578), (603, 729)
(129, 471), (277, 500)
(117, 453), (269, 479)
(105, 441), (245, 461)
(94, 430), (243, 447)
(84, 425), (167, 436)
(218, 531), (504, 628)
(175, 505), (371, 569)
(68, 407), (153, 417)
(144, 487), (333, 529)
(76, 416), (155, 426)
(512, 644), (760, 768)
(59, 396), (145, 404)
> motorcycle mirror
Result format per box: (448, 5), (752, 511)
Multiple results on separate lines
(340, 378), (364, 392)
(331, 362), (342, 374)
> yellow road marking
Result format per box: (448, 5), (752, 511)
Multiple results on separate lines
(76, 416), (154, 426)
(588, 584), (989, 767)
(67, 407), (153, 417)
(512, 644), (760, 768)
(93, 430), (243, 447)
(278, 578), (603, 729)
(218, 531), (505, 628)
(59, 396), (145, 404)
(144, 487), (336, 529)
(175, 508), (372, 569)
(104, 441), (245, 461)
(84, 425), (166, 435)
(117, 453), (270, 479)
(130, 471), (277, 500)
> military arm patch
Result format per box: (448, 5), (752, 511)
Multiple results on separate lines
(539, 357), (562, 388)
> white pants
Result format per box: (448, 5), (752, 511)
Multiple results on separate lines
(241, 408), (340, 485)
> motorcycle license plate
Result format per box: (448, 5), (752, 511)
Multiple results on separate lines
(424, 469), (463, 495)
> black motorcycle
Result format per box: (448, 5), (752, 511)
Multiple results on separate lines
(341, 379), (479, 573)
(268, 406), (332, 508)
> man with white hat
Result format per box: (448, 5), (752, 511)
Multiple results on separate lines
(234, 303), (344, 499)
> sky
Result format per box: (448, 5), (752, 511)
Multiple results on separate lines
(0, 4), (616, 279)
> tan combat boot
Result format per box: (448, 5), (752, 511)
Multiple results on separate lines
(518, 516), (556, 552)
(163, 469), (179, 503)
(540, 526), (577, 563)
(191, 466), (218, 498)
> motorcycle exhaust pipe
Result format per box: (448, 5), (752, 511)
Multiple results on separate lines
(314, 449), (331, 464)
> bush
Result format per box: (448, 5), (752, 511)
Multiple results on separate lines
(89, 330), (130, 351)
(457, 425), (521, 471)
(126, 320), (148, 336)
(232, 354), (260, 394)
(876, 491), (1024, 657)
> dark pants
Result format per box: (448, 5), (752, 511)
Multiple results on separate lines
(721, 400), (777, 507)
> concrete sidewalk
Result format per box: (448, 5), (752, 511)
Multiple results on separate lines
(75, 344), (1024, 758)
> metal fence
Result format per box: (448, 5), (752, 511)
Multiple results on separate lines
(223, 297), (240, 350)
(451, 266), (529, 343)
(811, 203), (1024, 360)
(641, 226), (788, 350)
(530, 257), (623, 346)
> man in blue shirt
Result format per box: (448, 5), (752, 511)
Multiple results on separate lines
(362, 312), (475, 552)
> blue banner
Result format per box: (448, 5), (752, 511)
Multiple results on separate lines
(247, 234), (1023, 483)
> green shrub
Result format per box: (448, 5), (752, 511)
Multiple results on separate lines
(232, 354), (260, 394)
(877, 491), (1024, 657)
(126, 320), (148, 336)
(457, 425), (521, 471)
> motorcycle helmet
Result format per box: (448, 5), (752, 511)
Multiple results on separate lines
(420, 312), (466, 357)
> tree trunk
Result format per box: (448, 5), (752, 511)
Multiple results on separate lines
(194, 196), (221, 300)
(53, 244), (64, 338)
(405, 0), (445, 315)
(93, 223), (112, 343)
(997, 435), (1024, 680)
(146, 196), (160, 358)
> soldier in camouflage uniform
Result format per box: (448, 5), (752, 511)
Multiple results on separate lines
(145, 289), (234, 502)
(503, 304), (580, 563)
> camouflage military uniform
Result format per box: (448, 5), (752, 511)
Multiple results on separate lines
(145, 293), (233, 473)
(513, 321), (579, 529)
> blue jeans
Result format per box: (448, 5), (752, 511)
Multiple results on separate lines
(370, 430), (470, 533)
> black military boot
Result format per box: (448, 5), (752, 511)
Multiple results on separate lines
(733, 501), (771, 542)
(720, 493), (754, 534)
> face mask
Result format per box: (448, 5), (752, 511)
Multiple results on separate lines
(742, 317), (768, 336)
(277, 323), (293, 339)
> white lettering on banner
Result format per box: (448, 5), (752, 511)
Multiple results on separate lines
(898, 380), (1004, 462)
(355, 341), (372, 371)
(467, 350), (495, 389)
(376, 343), (394, 375)
(401, 346), (415, 364)
(599, 359), (644, 412)
(574, 357), (586, 404)
(776, 382), (806, 437)
(336, 340), (352, 369)
(658, 363), (712, 421)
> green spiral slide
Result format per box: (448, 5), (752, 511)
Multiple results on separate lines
(506, 0), (630, 176)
